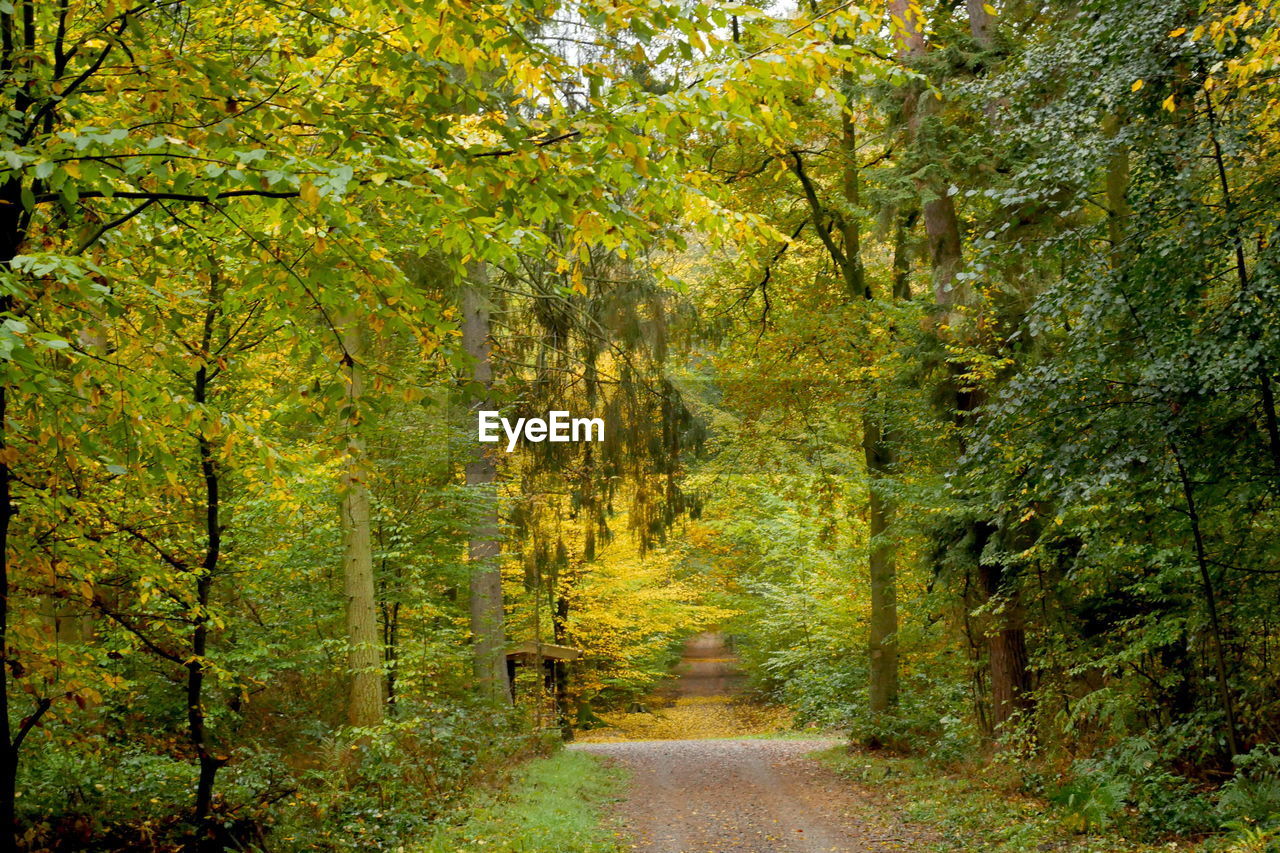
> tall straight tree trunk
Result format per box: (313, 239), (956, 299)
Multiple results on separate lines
(1103, 115), (1131, 251)
(962, 0), (1033, 737)
(1172, 446), (1242, 757)
(339, 313), (384, 728)
(892, 208), (917, 300)
(463, 265), (511, 702)
(818, 61), (900, 728)
(891, 0), (1032, 736)
(839, 73), (869, 301)
(0, 189), (46, 850)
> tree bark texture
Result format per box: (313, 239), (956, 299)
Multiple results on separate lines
(463, 268), (511, 702)
(890, 0), (964, 307)
(977, 561), (1031, 731)
(340, 315), (385, 728)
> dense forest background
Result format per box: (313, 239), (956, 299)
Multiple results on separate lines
(5, 0), (1280, 850)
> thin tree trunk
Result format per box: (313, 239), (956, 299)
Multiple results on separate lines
(0, 181), (35, 850)
(340, 315), (384, 728)
(1172, 447), (1241, 757)
(892, 208), (917, 300)
(384, 599), (400, 712)
(463, 266), (511, 702)
(864, 414), (898, 717)
(1202, 87), (1280, 482)
(0, 38), (35, 846)
(188, 282), (228, 851)
(552, 592), (573, 737)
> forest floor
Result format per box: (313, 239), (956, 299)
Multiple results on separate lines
(572, 633), (932, 852)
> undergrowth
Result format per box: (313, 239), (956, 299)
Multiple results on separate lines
(818, 748), (1280, 853)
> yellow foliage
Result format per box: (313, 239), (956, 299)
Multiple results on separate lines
(577, 694), (792, 742)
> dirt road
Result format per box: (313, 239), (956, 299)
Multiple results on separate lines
(573, 633), (926, 852)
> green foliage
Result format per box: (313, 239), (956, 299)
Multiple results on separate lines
(1048, 775), (1129, 833)
(266, 707), (533, 851)
(1218, 746), (1280, 829)
(7, 0), (1280, 850)
(17, 742), (195, 846)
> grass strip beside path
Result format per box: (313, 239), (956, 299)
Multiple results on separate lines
(416, 749), (625, 852)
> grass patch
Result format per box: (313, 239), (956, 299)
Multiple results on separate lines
(415, 749), (626, 852)
(817, 748), (1202, 853)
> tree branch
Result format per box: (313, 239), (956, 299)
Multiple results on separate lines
(12, 696), (52, 751)
(116, 523), (190, 573)
(74, 198), (156, 254)
(789, 150), (849, 273)
(91, 599), (185, 665)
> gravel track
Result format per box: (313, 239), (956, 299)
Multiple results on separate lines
(571, 634), (928, 852)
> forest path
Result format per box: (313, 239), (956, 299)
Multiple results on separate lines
(572, 633), (927, 852)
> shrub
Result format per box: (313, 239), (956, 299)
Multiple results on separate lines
(1218, 745), (1280, 828)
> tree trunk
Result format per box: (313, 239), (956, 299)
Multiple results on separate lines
(892, 208), (917, 300)
(463, 267), (511, 702)
(893, 0), (1033, 737)
(922, 195), (964, 306)
(965, 0), (996, 50)
(888, 0), (928, 58)
(383, 596), (400, 712)
(1172, 447), (1241, 757)
(339, 315), (384, 728)
(839, 74), (869, 301)
(188, 284), (229, 851)
(977, 560), (1031, 731)
(988, 624), (1031, 730)
(829, 63), (901, 727)
(0, 183), (31, 850)
(1102, 115), (1131, 251)
(864, 414), (899, 716)
(890, 0), (964, 307)
(552, 592), (573, 737)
